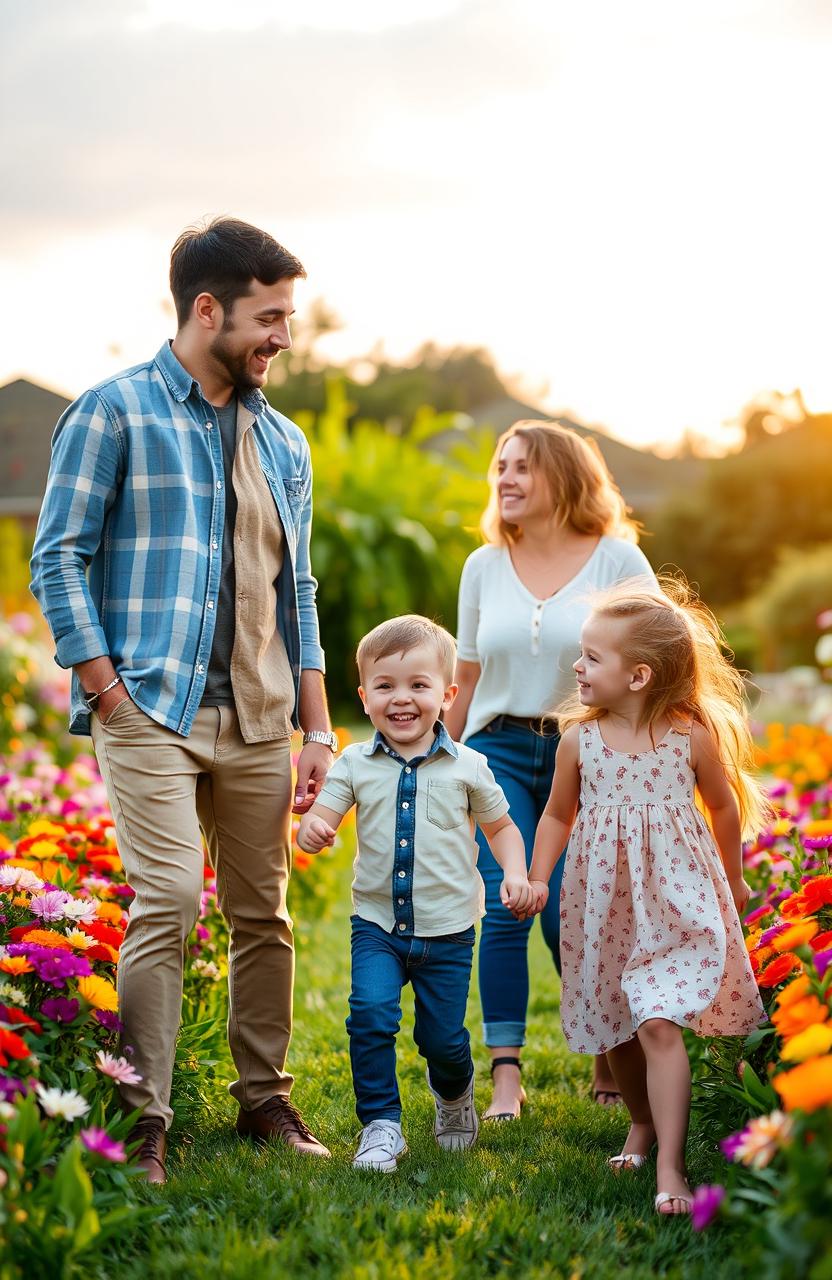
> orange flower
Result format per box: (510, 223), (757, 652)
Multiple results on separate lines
(18, 928), (73, 951)
(775, 974), (811, 1009)
(803, 820), (832, 837)
(76, 974), (118, 1011)
(771, 995), (829, 1039)
(749, 945), (775, 974)
(293, 851), (311, 872)
(774, 1055), (832, 1112)
(772, 921), (820, 953)
(757, 954), (803, 988)
(95, 901), (124, 925)
(780, 893), (814, 920)
(802, 877), (832, 913)
(0, 957), (33, 976)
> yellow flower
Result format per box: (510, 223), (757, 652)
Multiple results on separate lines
(804, 819), (832, 836)
(26, 839), (62, 860)
(0, 957), (33, 976)
(774, 1055), (832, 1112)
(781, 1024), (832, 1063)
(25, 820), (65, 838)
(771, 819), (794, 837)
(76, 975), (118, 1011)
(65, 929), (94, 951)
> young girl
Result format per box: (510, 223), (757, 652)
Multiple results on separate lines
(526, 580), (768, 1216)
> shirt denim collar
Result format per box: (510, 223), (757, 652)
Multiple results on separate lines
(154, 340), (266, 416)
(362, 721), (459, 761)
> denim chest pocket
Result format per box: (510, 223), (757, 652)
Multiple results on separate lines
(282, 476), (307, 522)
(426, 780), (469, 830)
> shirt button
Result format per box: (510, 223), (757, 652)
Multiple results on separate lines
(211, 540), (219, 550)
(398, 923), (406, 931)
(399, 839), (407, 847)
(207, 600), (214, 610)
(404, 766), (411, 774)
(398, 870), (406, 879)
(205, 421), (213, 430)
(197, 663), (205, 673)
(401, 801), (409, 810)
(397, 897), (405, 905)
(216, 480), (222, 490)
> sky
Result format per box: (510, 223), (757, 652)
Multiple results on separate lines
(1, 0), (830, 452)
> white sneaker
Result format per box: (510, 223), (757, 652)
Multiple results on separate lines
(427, 1070), (479, 1151)
(352, 1120), (407, 1172)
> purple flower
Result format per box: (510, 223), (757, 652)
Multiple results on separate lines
(803, 835), (832, 850)
(30, 890), (73, 922)
(759, 922), (789, 947)
(0, 1076), (31, 1103)
(40, 996), (80, 1024)
(719, 1129), (747, 1162)
(743, 905), (772, 927)
(691, 1185), (726, 1231)
(80, 1127), (126, 1162)
(8, 944), (92, 988)
(766, 780), (790, 799)
(813, 948), (832, 980)
(93, 1008), (125, 1034)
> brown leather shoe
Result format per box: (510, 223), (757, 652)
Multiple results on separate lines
(236, 1097), (331, 1157)
(128, 1116), (167, 1184)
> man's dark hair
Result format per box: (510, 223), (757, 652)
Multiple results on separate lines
(169, 217), (306, 327)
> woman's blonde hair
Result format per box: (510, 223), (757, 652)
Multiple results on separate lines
(480, 420), (641, 547)
(556, 577), (771, 838)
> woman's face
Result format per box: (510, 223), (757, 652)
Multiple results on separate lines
(495, 436), (551, 526)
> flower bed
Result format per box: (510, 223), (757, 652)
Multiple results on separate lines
(0, 736), (351, 1277)
(692, 723), (832, 1274)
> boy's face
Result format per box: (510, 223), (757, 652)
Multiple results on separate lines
(359, 643), (458, 756)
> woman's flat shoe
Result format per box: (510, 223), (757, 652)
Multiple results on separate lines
(655, 1191), (693, 1215)
(483, 1056), (526, 1123)
(607, 1152), (649, 1173)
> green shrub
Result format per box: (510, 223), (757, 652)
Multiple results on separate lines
(745, 543), (832, 670)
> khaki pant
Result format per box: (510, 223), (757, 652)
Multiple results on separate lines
(92, 700), (294, 1127)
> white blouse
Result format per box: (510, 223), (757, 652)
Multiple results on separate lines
(456, 537), (657, 741)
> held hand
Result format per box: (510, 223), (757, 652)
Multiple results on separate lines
(297, 816), (337, 854)
(527, 879), (550, 918)
(293, 743), (333, 814)
(729, 876), (752, 915)
(500, 875), (534, 916)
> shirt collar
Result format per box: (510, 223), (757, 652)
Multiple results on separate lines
(361, 721), (459, 761)
(154, 340), (267, 415)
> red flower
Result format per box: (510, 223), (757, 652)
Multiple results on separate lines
(757, 953), (803, 988)
(79, 920), (124, 948)
(0, 1026), (31, 1067)
(0, 1005), (42, 1035)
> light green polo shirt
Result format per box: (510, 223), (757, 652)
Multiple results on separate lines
(317, 726), (510, 937)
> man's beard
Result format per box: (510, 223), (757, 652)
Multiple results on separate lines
(209, 323), (270, 393)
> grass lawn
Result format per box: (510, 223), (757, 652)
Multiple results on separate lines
(91, 849), (748, 1280)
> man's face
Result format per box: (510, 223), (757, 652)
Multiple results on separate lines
(208, 277), (295, 393)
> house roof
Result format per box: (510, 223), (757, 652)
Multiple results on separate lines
(0, 378), (71, 506)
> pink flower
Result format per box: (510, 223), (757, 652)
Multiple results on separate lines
(95, 1051), (142, 1085)
(691, 1184), (726, 1231)
(80, 1127), (126, 1162)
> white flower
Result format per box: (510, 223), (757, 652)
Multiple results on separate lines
(0, 1102), (16, 1121)
(35, 1084), (90, 1122)
(61, 897), (99, 925)
(0, 983), (27, 1007)
(192, 959), (221, 980)
(0, 866), (44, 892)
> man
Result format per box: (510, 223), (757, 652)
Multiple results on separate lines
(31, 217), (338, 1182)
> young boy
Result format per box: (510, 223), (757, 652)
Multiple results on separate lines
(297, 615), (532, 1172)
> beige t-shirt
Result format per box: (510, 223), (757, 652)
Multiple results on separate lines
(317, 728), (509, 937)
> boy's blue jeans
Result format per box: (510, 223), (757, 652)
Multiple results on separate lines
(347, 915), (475, 1124)
(467, 718), (564, 1049)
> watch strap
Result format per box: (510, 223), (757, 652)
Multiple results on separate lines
(302, 729), (338, 753)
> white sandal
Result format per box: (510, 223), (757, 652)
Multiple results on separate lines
(655, 1191), (693, 1215)
(607, 1152), (649, 1172)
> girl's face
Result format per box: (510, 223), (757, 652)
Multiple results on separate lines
(495, 436), (552, 526)
(574, 615), (645, 708)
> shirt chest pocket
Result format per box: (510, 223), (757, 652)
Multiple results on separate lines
(283, 476), (307, 522)
(426, 780), (469, 831)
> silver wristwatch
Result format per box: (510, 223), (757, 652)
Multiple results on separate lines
(302, 730), (338, 753)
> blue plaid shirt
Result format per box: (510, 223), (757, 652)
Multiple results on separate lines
(30, 341), (325, 737)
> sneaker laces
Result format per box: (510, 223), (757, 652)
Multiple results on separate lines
(357, 1120), (401, 1158)
(258, 1096), (315, 1141)
(435, 1096), (474, 1130)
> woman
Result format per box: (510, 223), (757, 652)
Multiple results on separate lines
(445, 421), (657, 1120)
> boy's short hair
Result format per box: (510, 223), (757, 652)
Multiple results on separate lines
(356, 615), (456, 685)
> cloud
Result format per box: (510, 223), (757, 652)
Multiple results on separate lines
(0, 0), (558, 237)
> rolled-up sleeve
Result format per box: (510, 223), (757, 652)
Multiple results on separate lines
(469, 755), (510, 824)
(30, 391), (122, 669)
(316, 751), (356, 816)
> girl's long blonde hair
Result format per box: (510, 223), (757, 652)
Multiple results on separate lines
(480, 420), (642, 547)
(556, 577), (771, 838)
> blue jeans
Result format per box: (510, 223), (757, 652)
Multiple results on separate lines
(346, 916), (475, 1124)
(468, 718), (564, 1048)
